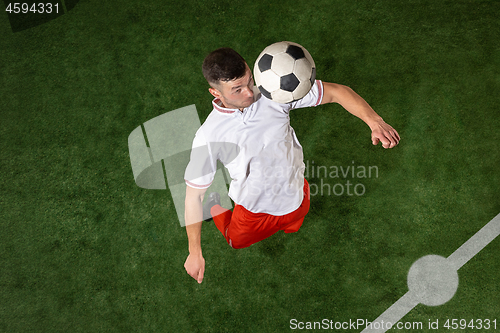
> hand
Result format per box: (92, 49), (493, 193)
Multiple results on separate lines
(184, 252), (205, 283)
(369, 119), (400, 149)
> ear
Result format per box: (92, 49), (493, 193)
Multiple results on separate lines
(208, 87), (222, 99)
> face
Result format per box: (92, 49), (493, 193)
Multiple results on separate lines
(209, 65), (255, 110)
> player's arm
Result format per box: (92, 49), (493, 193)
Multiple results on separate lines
(184, 185), (207, 283)
(321, 82), (400, 149)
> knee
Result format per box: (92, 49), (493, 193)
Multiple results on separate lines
(228, 237), (251, 249)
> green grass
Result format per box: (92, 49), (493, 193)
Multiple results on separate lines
(1, 0), (499, 332)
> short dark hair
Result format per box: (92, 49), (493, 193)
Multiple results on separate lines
(202, 48), (247, 86)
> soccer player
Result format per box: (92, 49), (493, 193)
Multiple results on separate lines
(184, 48), (400, 283)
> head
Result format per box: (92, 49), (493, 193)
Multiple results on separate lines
(202, 48), (255, 110)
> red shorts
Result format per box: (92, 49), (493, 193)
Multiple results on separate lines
(211, 179), (311, 249)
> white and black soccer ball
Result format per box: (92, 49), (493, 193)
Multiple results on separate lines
(254, 41), (316, 104)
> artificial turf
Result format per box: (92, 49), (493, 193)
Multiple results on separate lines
(1, 0), (499, 332)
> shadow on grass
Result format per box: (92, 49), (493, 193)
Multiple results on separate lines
(258, 231), (287, 258)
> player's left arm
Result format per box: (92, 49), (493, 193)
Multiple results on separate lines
(321, 82), (400, 149)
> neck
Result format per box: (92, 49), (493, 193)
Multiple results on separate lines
(219, 100), (243, 112)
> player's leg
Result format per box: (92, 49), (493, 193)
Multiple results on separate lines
(281, 178), (311, 233)
(211, 204), (233, 237)
(226, 208), (281, 249)
(203, 192), (234, 241)
(211, 204), (274, 248)
(211, 179), (311, 248)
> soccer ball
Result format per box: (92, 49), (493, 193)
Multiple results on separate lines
(254, 41), (316, 103)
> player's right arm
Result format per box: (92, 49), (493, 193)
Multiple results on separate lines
(184, 185), (207, 283)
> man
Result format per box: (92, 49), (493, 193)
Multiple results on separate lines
(184, 47), (400, 283)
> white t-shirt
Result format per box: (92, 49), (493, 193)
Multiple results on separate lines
(185, 80), (324, 215)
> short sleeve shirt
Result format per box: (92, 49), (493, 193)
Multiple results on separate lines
(185, 80), (324, 215)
